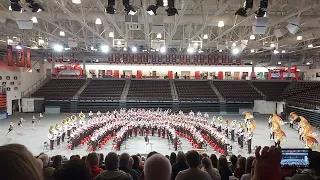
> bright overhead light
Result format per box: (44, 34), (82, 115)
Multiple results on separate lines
(31, 17), (38, 23)
(147, 5), (158, 15)
(250, 35), (255, 40)
(297, 36), (302, 40)
(306, 62), (311, 65)
(160, 46), (166, 53)
(278, 61), (282, 65)
(218, 20), (225, 27)
(16, 45), (22, 50)
(109, 32), (114, 38)
(100, 45), (110, 53)
(95, 18), (102, 25)
(117, 41), (121, 45)
(38, 39), (44, 44)
(123, 47), (127, 51)
(219, 49), (222, 52)
(232, 48), (239, 55)
(194, 42), (199, 47)
(132, 46), (137, 52)
(187, 47), (195, 54)
(64, 47), (70, 51)
(72, 0), (81, 4)
(232, 42), (236, 47)
(281, 50), (286, 53)
(163, 0), (168, 6)
(60, 31), (65, 37)
(270, 43), (275, 48)
(156, 33), (162, 39)
(7, 39), (13, 44)
(53, 44), (63, 52)
(251, 49), (255, 53)
(198, 49), (204, 53)
(308, 44), (313, 48)
(203, 34), (208, 40)
(91, 46), (97, 51)
(124, 5), (137, 15)
(31, 46), (39, 49)
(155, 48), (159, 52)
(274, 50), (279, 54)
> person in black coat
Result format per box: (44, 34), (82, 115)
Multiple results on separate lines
(172, 151), (189, 180)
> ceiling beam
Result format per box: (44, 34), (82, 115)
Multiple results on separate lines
(141, 1), (150, 48)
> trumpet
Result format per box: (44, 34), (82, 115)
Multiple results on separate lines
(79, 112), (85, 120)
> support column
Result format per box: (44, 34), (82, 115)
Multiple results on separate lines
(39, 59), (45, 75)
(288, 58), (292, 79)
(251, 61), (256, 80)
(82, 59), (86, 77)
(51, 59), (55, 75)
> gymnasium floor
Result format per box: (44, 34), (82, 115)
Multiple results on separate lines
(0, 113), (314, 158)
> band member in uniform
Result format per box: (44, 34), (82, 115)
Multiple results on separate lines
(48, 126), (55, 150)
(61, 119), (68, 142)
(268, 115), (272, 128)
(39, 113), (43, 124)
(97, 111), (101, 118)
(55, 124), (62, 146)
(32, 116), (36, 129)
(6, 122), (14, 136)
(89, 111), (93, 119)
(18, 118), (25, 131)
(247, 127), (253, 154)
(269, 126), (275, 140)
(224, 120), (229, 138)
(231, 120), (236, 141)
(173, 135), (178, 151)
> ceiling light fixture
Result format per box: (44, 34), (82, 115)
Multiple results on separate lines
(250, 34), (255, 40)
(308, 44), (313, 48)
(147, 0), (164, 16)
(109, 32), (114, 38)
(251, 49), (255, 53)
(281, 50), (286, 53)
(16, 45), (22, 50)
(59, 31), (65, 37)
(218, 20), (225, 27)
(274, 49), (279, 54)
(270, 43), (275, 48)
(100, 45), (110, 53)
(31, 17), (38, 23)
(219, 49), (222, 52)
(117, 41), (121, 45)
(123, 47), (127, 51)
(232, 48), (240, 55)
(72, 0), (81, 4)
(297, 36), (302, 40)
(156, 33), (162, 39)
(194, 42), (199, 47)
(166, 0), (178, 16)
(160, 46), (166, 53)
(232, 42), (236, 47)
(306, 62), (311, 65)
(278, 61), (281, 65)
(203, 34), (208, 40)
(187, 47), (195, 54)
(53, 44), (63, 52)
(132, 46), (137, 52)
(95, 18), (102, 25)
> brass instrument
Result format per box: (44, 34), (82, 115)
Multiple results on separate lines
(62, 119), (68, 125)
(71, 114), (78, 121)
(217, 116), (224, 123)
(79, 112), (85, 120)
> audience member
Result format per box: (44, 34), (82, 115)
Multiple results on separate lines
(201, 157), (221, 180)
(147, 151), (158, 159)
(291, 151), (320, 180)
(218, 155), (232, 180)
(210, 154), (219, 169)
(39, 153), (56, 180)
(0, 144), (43, 180)
(99, 153), (105, 169)
(202, 153), (209, 158)
(143, 154), (172, 180)
(86, 152), (104, 180)
(70, 155), (81, 160)
(55, 159), (91, 180)
(52, 155), (63, 169)
(82, 155), (88, 161)
(129, 157), (140, 176)
(172, 151), (189, 180)
(119, 153), (139, 180)
(240, 156), (254, 180)
(132, 155), (143, 174)
(94, 152), (132, 180)
(234, 156), (246, 178)
(229, 155), (238, 173)
(175, 150), (211, 180)
(170, 152), (177, 164)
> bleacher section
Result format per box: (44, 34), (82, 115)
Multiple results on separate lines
(32, 79), (85, 100)
(127, 80), (172, 101)
(175, 81), (218, 101)
(79, 80), (125, 100)
(213, 81), (263, 101)
(252, 81), (290, 101)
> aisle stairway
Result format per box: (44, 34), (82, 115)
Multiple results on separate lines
(121, 79), (131, 100)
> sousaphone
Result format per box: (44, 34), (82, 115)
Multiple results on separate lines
(79, 112), (85, 120)
(71, 114), (78, 121)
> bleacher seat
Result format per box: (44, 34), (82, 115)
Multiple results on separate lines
(127, 80), (172, 101)
(79, 80), (125, 100)
(32, 79), (85, 100)
(213, 81), (262, 101)
(252, 81), (290, 101)
(175, 81), (218, 101)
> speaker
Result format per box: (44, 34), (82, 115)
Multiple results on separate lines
(274, 28), (288, 38)
(16, 20), (33, 29)
(287, 17), (300, 34)
(252, 17), (268, 34)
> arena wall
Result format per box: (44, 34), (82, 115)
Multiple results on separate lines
(253, 100), (277, 114)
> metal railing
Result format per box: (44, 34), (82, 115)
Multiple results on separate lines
(21, 74), (51, 98)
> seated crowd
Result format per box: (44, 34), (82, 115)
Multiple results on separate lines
(1, 144), (320, 180)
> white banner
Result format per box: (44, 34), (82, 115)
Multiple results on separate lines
(21, 98), (35, 112)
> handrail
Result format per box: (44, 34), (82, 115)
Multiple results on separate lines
(21, 74), (51, 98)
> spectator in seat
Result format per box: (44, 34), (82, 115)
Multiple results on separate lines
(229, 155), (238, 173)
(119, 153), (139, 180)
(94, 152), (132, 180)
(210, 154), (219, 169)
(291, 151), (320, 180)
(129, 157), (140, 176)
(52, 155), (63, 169)
(175, 150), (211, 180)
(170, 152), (177, 165)
(99, 153), (105, 170)
(240, 156), (254, 180)
(70, 155), (81, 160)
(39, 153), (55, 180)
(143, 154), (171, 180)
(86, 152), (104, 180)
(218, 156), (232, 180)
(131, 155), (143, 174)
(201, 157), (221, 180)
(0, 144), (43, 180)
(82, 155), (88, 161)
(234, 156), (246, 178)
(172, 151), (189, 180)
(55, 159), (91, 180)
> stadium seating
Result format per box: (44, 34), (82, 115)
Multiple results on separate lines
(175, 81), (218, 101)
(127, 80), (172, 101)
(213, 81), (263, 101)
(79, 80), (125, 100)
(32, 79), (85, 100)
(252, 81), (290, 101)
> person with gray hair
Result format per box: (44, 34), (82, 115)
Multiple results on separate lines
(39, 154), (55, 180)
(119, 153), (139, 180)
(143, 154), (172, 180)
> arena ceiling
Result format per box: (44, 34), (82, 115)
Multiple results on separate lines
(0, 0), (320, 63)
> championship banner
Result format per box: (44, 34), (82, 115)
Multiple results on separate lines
(47, 52), (53, 63)
(142, 54), (148, 64)
(137, 54), (142, 64)
(221, 55), (227, 65)
(236, 56), (241, 65)
(26, 48), (31, 68)
(200, 55), (204, 64)
(227, 56), (233, 65)
(123, 54), (128, 63)
(156, 54), (161, 63)
(56, 53), (63, 63)
(115, 53), (121, 63)
(16, 48), (25, 67)
(151, 54), (156, 63)
(190, 55), (194, 64)
(108, 53), (114, 63)
(213, 55), (219, 64)
(70, 52), (75, 63)
(179, 55), (185, 64)
(208, 55), (213, 65)
(128, 54), (134, 63)
(172, 55), (177, 64)
(7, 45), (13, 66)
(166, 55), (170, 64)
(194, 55), (199, 64)
(232, 56), (237, 64)
(186, 55), (190, 64)
(218, 55), (222, 64)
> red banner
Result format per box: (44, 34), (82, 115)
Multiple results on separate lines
(26, 48), (31, 68)
(7, 45), (13, 66)
(16, 48), (25, 67)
